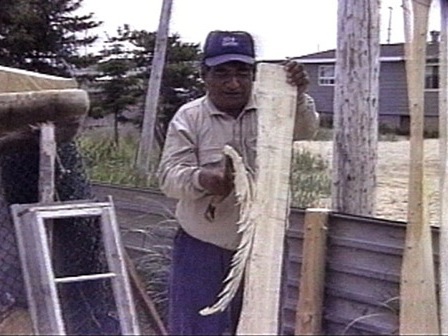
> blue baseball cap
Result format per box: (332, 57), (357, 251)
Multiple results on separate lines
(203, 31), (255, 67)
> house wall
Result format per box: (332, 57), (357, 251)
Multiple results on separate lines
(425, 90), (439, 117)
(378, 62), (408, 116)
(304, 61), (440, 134)
(305, 63), (334, 116)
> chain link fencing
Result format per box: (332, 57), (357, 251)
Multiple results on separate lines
(0, 140), (120, 335)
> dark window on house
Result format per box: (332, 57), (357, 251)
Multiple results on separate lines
(318, 65), (335, 86)
(425, 64), (439, 90)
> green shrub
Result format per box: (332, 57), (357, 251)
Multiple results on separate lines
(77, 131), (159, 188)
(290, 148), (331, 208)
(78, 130), (331, 208)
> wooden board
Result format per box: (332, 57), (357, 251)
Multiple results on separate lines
(439, 0), (448, 333)
(399, 0), (439, 334)
(39, 123), (56, 203)
(236, 63), (297, 335)
(295, 209), (330, 335)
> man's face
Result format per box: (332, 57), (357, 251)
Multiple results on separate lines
(203, 61), (254, 116)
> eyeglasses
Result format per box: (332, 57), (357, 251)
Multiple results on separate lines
(209, 67), (254, 82)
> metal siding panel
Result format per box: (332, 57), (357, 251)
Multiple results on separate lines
(281, 208), (439, 335)
(90, 185), (440, 336)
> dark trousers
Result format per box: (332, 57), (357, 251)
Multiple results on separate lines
(168, 228), (243, 335)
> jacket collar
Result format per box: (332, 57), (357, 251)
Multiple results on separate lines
(205, 93), (257, 117)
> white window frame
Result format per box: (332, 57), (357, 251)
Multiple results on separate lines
(425, 63), (439, 91)
(318, 65), (335, 86)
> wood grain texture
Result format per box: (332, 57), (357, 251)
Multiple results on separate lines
(332, 0), (380, 216)
(399, 0), (439, 334)
(439, 0), (448, 333)
(39, 123), (56, 203)
(0, 89), (88, 146)
(236, 63), (297, 335)
(295, 209), (330, 335)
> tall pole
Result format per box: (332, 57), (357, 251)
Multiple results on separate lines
(332, 0), (380, 216)
(136, 0), (173, 174)
(439, 0), (448, 333)
(399, 0), (439, 334)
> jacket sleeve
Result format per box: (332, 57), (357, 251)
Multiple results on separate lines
(293, 93), (320, 141)
(157, 109), (207, 200)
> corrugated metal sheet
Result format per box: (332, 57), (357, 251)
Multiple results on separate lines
(281, 209), (439, 335)
(92, 184), (440, 335)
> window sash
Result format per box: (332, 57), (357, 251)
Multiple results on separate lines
(425, 64), (439, 90)
(318, 65), (335, 86)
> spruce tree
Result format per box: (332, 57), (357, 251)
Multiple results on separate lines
(0, 0), (101, 76)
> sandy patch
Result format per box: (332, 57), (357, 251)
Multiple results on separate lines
(296, 139), (441, 226)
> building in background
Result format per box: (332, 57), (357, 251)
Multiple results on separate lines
(280, 30), (440, 135)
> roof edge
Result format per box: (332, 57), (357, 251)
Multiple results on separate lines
(293, 56), (405, 63)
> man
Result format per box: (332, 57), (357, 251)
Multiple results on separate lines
(158, 30), (319, 335)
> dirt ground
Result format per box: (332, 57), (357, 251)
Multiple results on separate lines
(296, 138), (441, 226)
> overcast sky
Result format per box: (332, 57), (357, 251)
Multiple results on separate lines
(78, 0), (441, 59)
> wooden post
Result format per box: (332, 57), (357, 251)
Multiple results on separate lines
(136, 0), (173, 174)
(332, 0), (380, 216)
(39, 123), (56, 203)
(236, 63), (297, 335)
(39, 122), (57, 252)
(439, 0), (448, 333)
(295, 209), (330, 335)
(399, 0), (439, 334)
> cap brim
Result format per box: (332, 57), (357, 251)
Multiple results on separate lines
(204, 54), (255, 67)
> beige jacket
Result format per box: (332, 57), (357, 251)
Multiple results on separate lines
(157, 93), (319, 250)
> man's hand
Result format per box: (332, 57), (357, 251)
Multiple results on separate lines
(198, 156), (234, 196)
(284, 60), (310, 96)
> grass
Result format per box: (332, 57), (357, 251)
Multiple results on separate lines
(77, 127), (332, 208)
(77, 129), (159, 189)
(290, 148), (331, 208)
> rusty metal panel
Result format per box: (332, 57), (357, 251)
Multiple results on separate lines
(281, 209), (439, 335)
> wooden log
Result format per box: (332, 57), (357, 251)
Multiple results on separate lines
(0, 65), (77, 93)
(0, 89), (88, 148)
(295, 209), (330, 335)
(439, 0), (448, 333)
(236, 63), (297, 335)
(399, 0), (439, 334)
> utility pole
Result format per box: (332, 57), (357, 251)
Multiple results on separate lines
(136, 0), (173, 175)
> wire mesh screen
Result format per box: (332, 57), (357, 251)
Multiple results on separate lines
(0, 140), (120, 335)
